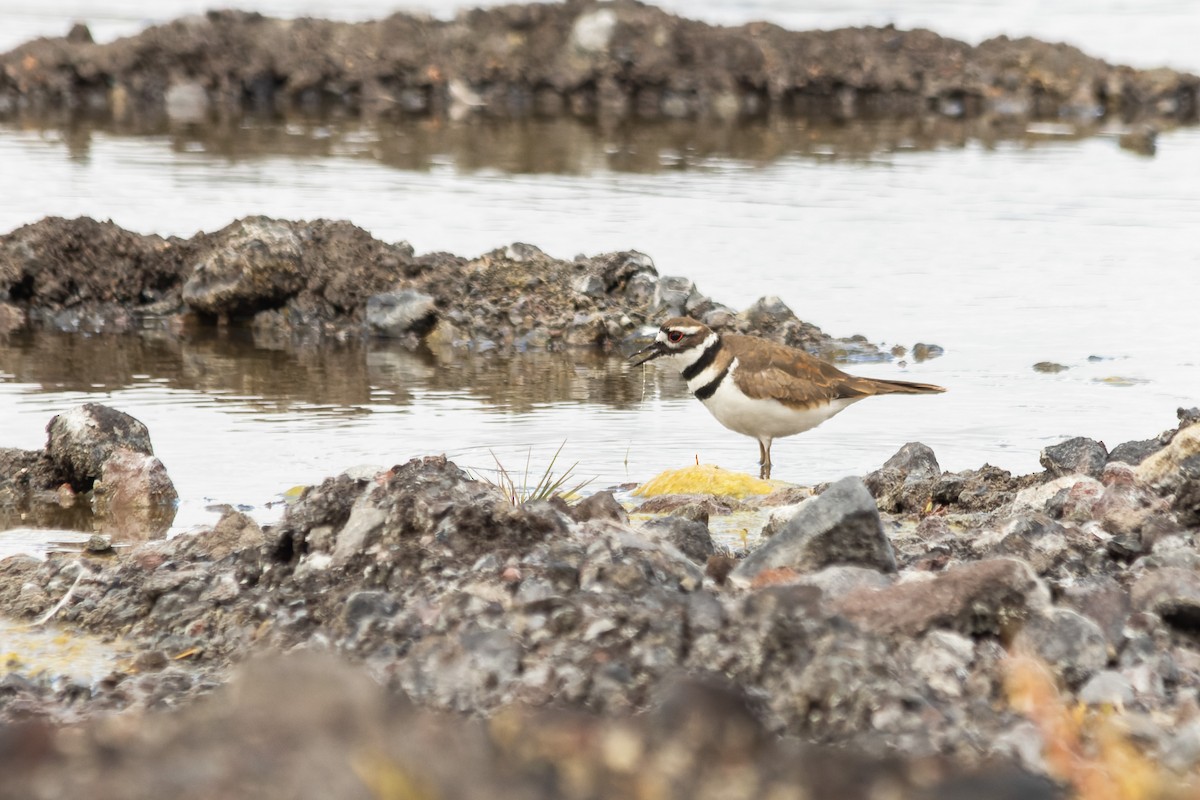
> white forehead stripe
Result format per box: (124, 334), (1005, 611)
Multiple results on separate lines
(662, 325), (703, 337)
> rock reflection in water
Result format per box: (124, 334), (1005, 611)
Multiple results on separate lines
(0, 327), (685, 413)
(4, 113), (1109, 176)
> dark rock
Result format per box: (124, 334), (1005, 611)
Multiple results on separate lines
(0, 447), (65, 504)
(833, 558), (1045, 636)
(864, 442), (941, 512)
(569, 491), (628, 524)
(365, 290), (438, 338)
(1175, 477), (1200, 526)
(1130, 567), (1200, 631)
(1012, 608), (1108, 688)
(1039, 436), (1108, 478)
(731, 477), (896, 585)
(1108, 438), (1163, 466)
(639, 516), (715, 565)
(932, 465), (1034, 512)
(45, 404), (155, 491)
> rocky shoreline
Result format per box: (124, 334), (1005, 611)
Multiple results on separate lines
(2, 2), (1197, 128)
(0, 215), (905, 361)
(2, 398), (1200, 796)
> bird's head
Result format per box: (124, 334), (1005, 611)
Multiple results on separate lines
(628, 317), (715, 367)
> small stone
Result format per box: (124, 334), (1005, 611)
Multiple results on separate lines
(570, 491), (628, 524)
(1033, 362), (1069, 373)
(84, 534), (112, 553)
(911, 343), (944, 362)
(1040, 437), (1108, 479)
(731, 477), (896, 586)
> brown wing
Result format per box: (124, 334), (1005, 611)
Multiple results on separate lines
(725, 334), (945, 408)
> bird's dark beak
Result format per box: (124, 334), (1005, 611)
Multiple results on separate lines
(628, 341), (665, 367)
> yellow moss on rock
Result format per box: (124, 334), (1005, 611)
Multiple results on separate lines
(633, 464), (779, 499)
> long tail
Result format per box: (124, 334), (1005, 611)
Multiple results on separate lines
(870, 378), (946, 395)
(843, 376), (947, 396)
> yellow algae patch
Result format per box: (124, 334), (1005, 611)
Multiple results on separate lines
(0, 619), (131, 683)
(633, 464), (779, 499)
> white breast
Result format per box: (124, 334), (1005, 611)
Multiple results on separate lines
(689, 358), (860, 439)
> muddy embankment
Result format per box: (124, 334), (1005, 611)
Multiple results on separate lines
(3, 398), (1200, 797)
(1, 1), (1197, 131)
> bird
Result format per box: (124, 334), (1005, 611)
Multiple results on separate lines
(629, 316), (945, 480)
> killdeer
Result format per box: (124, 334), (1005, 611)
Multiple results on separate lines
(630, 317), (945, 479)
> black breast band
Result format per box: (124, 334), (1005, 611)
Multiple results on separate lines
(693, 365), (730, 401)
(681, 338), (721, 381)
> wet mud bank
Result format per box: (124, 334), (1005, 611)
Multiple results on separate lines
(1, 2), (1196, 127)
(0, 215), (908, 360)
(4, 405), (1200, 795)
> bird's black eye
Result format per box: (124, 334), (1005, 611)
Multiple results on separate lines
(667, 330), (684, 343)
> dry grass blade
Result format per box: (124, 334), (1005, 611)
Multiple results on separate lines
(476, 442), (592, 506)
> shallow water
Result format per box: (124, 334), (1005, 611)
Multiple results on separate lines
(1, 3), (1199, 548)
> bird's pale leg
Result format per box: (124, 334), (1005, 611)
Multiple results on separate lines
(758, 438), (773, 480)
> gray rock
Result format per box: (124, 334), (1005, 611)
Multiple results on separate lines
(365, 290), (438, 338)
(1012, 608), (1108, 688)
(1039, 436), (1108, 478)
(639, 516), (715, 566)
(182, 217), (304, 316)
(652, 276), (707, 317)
(731, 477), (896, 586)
(1078, 670), (1135, 707)
(46, 403), (155, 490)
(864, 442), (941, 512)
(834, 558), (1047, 636)
(740, 296), (796, 328)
